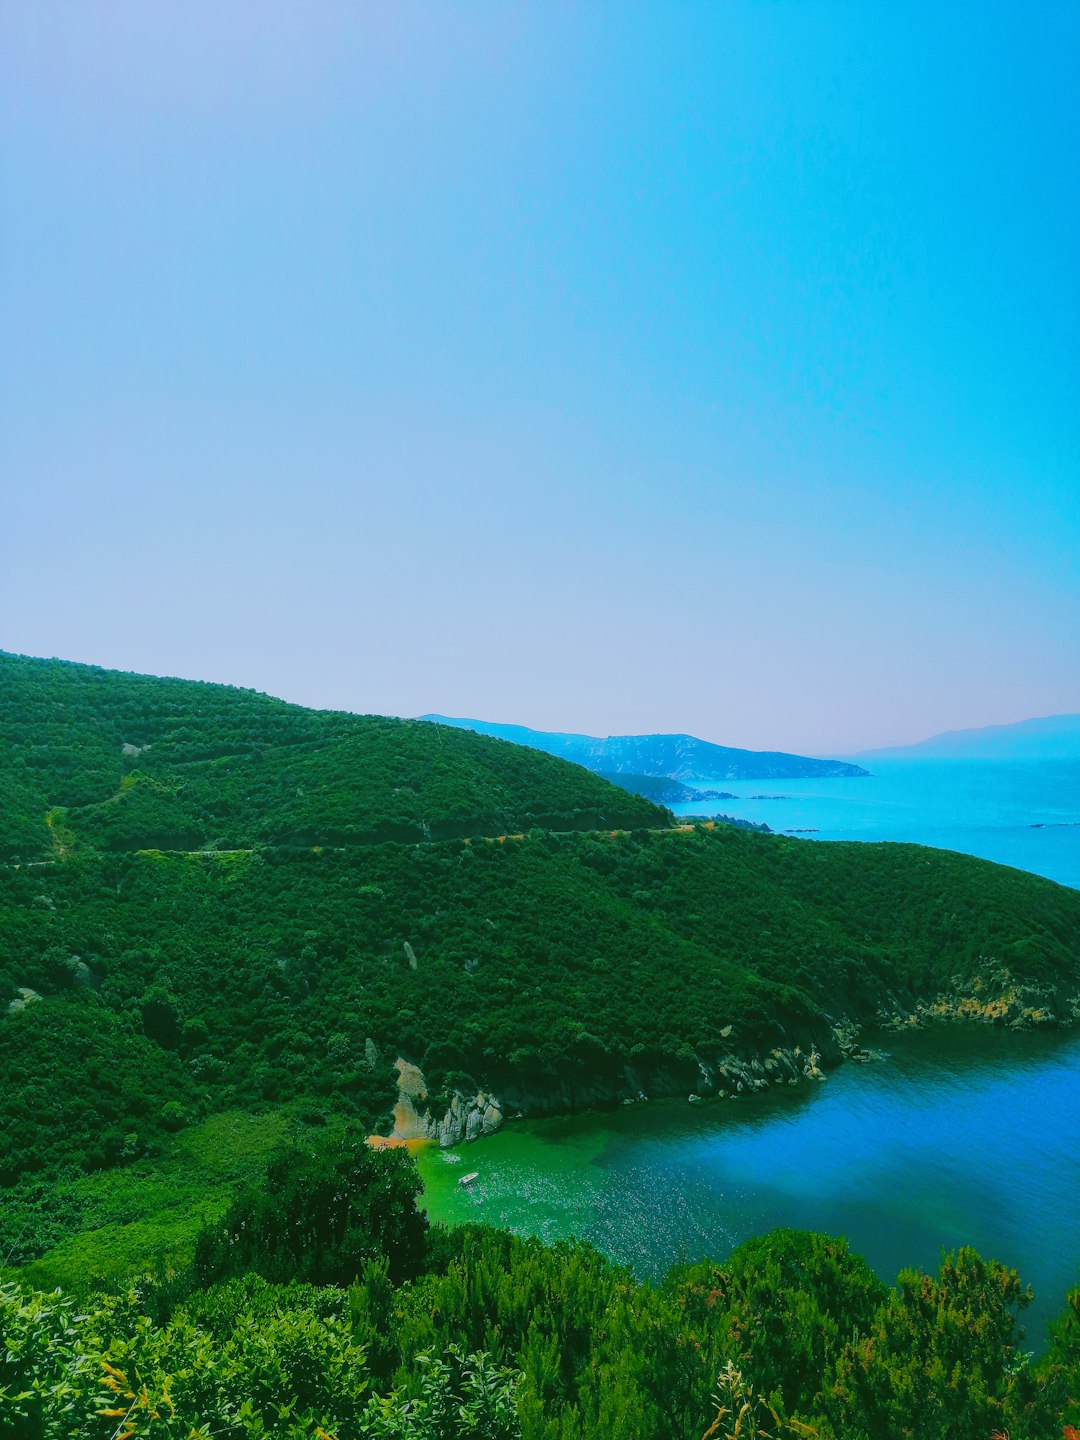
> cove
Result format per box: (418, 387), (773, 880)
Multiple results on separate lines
(418, 1028), (1080, 1340)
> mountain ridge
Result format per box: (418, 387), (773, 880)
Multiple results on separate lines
(859, 713), (1080, 761)
(420, 715), (871, 780)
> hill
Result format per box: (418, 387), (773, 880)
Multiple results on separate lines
(1, 651), (1078, 1245)
(0, 652), (667, 860)
(3, 653), (1080, 1440)
(595, 771), (736, 804)
(860, 714), (1080, 761)
(421, 715), (871, 779)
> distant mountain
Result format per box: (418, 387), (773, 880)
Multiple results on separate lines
(420, 717), (871, 780)
(595, 772), (737, 805)
(860, 715), (1080, 762)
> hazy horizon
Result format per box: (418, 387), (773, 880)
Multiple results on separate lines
(7, 644), (1079, 760)
(2, 4), (1078, 753)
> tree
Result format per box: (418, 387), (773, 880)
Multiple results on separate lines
(194, 1127), (427, 1287)
(829, 1248), (1053, 1440)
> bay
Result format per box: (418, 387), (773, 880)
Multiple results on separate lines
(419, 1028), (1080, 1341)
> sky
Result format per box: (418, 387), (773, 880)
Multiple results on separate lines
(1, 3), (1077, 755)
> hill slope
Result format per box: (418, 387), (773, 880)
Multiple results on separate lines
(1, 652), (1077, 1201)
(596, 772), (736, 804)
(0, 653), (668, 859)
(421, 715), (870, 779)
(3, 826), (1078, 1186)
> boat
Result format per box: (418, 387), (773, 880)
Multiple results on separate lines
(458, 1171), (480, 1187)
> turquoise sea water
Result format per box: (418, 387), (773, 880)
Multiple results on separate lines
(421, 1028), (1080, 1341)
(671, 757), (1080, 889)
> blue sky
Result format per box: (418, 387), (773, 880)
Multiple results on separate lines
(1, 2), (1077, 753)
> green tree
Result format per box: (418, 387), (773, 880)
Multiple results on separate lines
(829, 1248), (1052, 1440)
(193, 1128), (427, 1287)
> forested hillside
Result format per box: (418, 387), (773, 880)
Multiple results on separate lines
(2, 653), (1078, 1186)
(4, 653), (1080, 1436)
(0, 653), (667, 859)
(2, 654), (1079, 1193)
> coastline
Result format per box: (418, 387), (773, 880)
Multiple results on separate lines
(373, 970), (1078, 1154)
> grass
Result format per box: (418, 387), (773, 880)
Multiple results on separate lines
(7, 1108), (311, 1291)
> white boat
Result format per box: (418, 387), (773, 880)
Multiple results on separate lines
(458, 1171), (480, 1187)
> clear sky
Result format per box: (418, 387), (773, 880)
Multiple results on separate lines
(1, 3), (1077, 755)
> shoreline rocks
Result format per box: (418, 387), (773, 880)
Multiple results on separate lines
(875, 969), (1075, 1033)
(380, 1029), (837, 1149)
(375, 976), (1077, 1150)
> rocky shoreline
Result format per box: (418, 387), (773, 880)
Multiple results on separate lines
(385, 1032), (837, 1150)
(875, 968), (1080, 1034)
(380, 968), (1079, 1151)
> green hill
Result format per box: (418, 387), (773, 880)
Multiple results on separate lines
(1, 651), (1078, 1201)
(4, 653), (1080, 1440)
(0, 652), (668, 859)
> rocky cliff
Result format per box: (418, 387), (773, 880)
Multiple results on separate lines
(381, 967), (1080, 1150)
(383, 1030), (837, 1149)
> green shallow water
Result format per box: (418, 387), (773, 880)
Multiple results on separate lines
(419, 1028), (1080, 1340)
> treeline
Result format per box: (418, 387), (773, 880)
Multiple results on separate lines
(4, 1130), (1080, 1439)
(0, 652), (666, 860)
(3, 825), (1078, 1186)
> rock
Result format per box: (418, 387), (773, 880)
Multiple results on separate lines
(403, 941), (418, 970)
(482, 1104), (503, 1134)
(688, 1093), (704, 1104)
(7, 986), (41, 1016)
(720, 1024), (733, 1038)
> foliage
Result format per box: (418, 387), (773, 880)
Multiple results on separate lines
(1044, 1282), (1080, 1431)
(702, 1361), (813, 1439)
(827, 1247), (1055, 1440)
(3, 1108), (333, 1291)
(0, 652), (665, 860)
(668, 1230), (886, 1421)
(4, 1226), (1079, 1440)
(0, 999), (197, 1186)
(193, 1127), (427, 1288)
(0, 1279), (519, 1439)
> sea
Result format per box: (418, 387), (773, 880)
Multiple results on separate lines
(419, 1026), (1080, 1341)
(670, 756), (1080, 891)
(418, 757), (1080, 1336)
